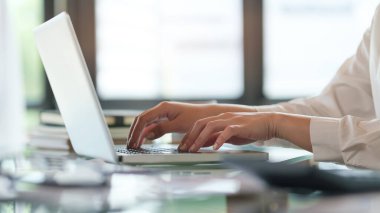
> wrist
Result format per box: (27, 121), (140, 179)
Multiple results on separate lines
(271, 112), (285, 139)
(272, 112), (312, 151)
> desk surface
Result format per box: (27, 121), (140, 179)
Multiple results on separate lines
(0, 146), (375, 213)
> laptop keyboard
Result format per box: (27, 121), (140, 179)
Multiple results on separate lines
(115, 147), (179, 155)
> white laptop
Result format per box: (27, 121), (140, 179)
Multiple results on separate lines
(33, 12), (268, 164)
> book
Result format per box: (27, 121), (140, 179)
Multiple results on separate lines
(28, 133), (72, 150)
(29, 109), (141, 151)
(28, 125), (130, 151)
(39, 109), (141, 127)
(35, 125), (131, 139)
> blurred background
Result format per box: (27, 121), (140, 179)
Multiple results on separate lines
(4, 0), (380, 131)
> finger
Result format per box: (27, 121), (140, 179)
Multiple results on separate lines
(180, 118), (210, 152)
(135, 120), (177, 148)
(127, 113), (141, 142)
(128, 113), (148, 148)
(179, 131), (219, 151)
(178, 133), (189, 152)
(189, 120), (228, 152)
(134, 123), (158, 148)
(128, 111), (159, 142)
(213, 125), (239, 150)
(179, 112), (234, 152)
(183, 113), (233, 151)
(128, 104), (170, 148)
(202, 132), (221, 147)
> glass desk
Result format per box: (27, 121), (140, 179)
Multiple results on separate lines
(0, 147), (378, 213)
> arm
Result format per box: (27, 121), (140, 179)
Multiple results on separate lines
(257, 7), (380, 168)
(176, 109), (380, 170)
(276, 7), (380, 169)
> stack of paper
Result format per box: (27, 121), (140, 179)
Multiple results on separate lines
(28, 109), (140, 151)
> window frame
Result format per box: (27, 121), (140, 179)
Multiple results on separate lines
(43, 0), (275, 110)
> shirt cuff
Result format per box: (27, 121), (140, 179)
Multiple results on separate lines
(310, 117), (343, 162)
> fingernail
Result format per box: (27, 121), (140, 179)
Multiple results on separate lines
(180, 142), (187, 150)
(213, 143), (218, 150)
(146, 132), (155, 140)
(180, 141), (187, 150)
(189, 145), (196, 152)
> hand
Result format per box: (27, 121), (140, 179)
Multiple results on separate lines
(127, 101), (256, 148)
(179, 112), (278, 152)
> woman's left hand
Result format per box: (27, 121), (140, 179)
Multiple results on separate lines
(178, 112), (278, 152)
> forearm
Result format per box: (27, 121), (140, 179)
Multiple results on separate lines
(211, 105), (313, 151)
(214, 105), (312, 151)
(273, 113), (312, 151)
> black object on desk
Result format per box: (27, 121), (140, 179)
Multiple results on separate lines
(223, 157), (380, 193)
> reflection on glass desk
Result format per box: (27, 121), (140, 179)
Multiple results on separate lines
(1, 147), (380, 213)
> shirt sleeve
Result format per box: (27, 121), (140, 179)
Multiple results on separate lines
(311, 116), (380, 170)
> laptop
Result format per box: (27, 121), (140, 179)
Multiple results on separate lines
(33, 12), (268, 164)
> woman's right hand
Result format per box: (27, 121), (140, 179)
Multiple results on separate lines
(127, 101), (256, 149)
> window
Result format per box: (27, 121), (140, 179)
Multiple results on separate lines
(39, 1), (380, 111)
(95, 0), (244, 100)
(264, 0), (380, 99)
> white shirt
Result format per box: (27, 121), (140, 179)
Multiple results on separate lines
(256, 5), (380, 169)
